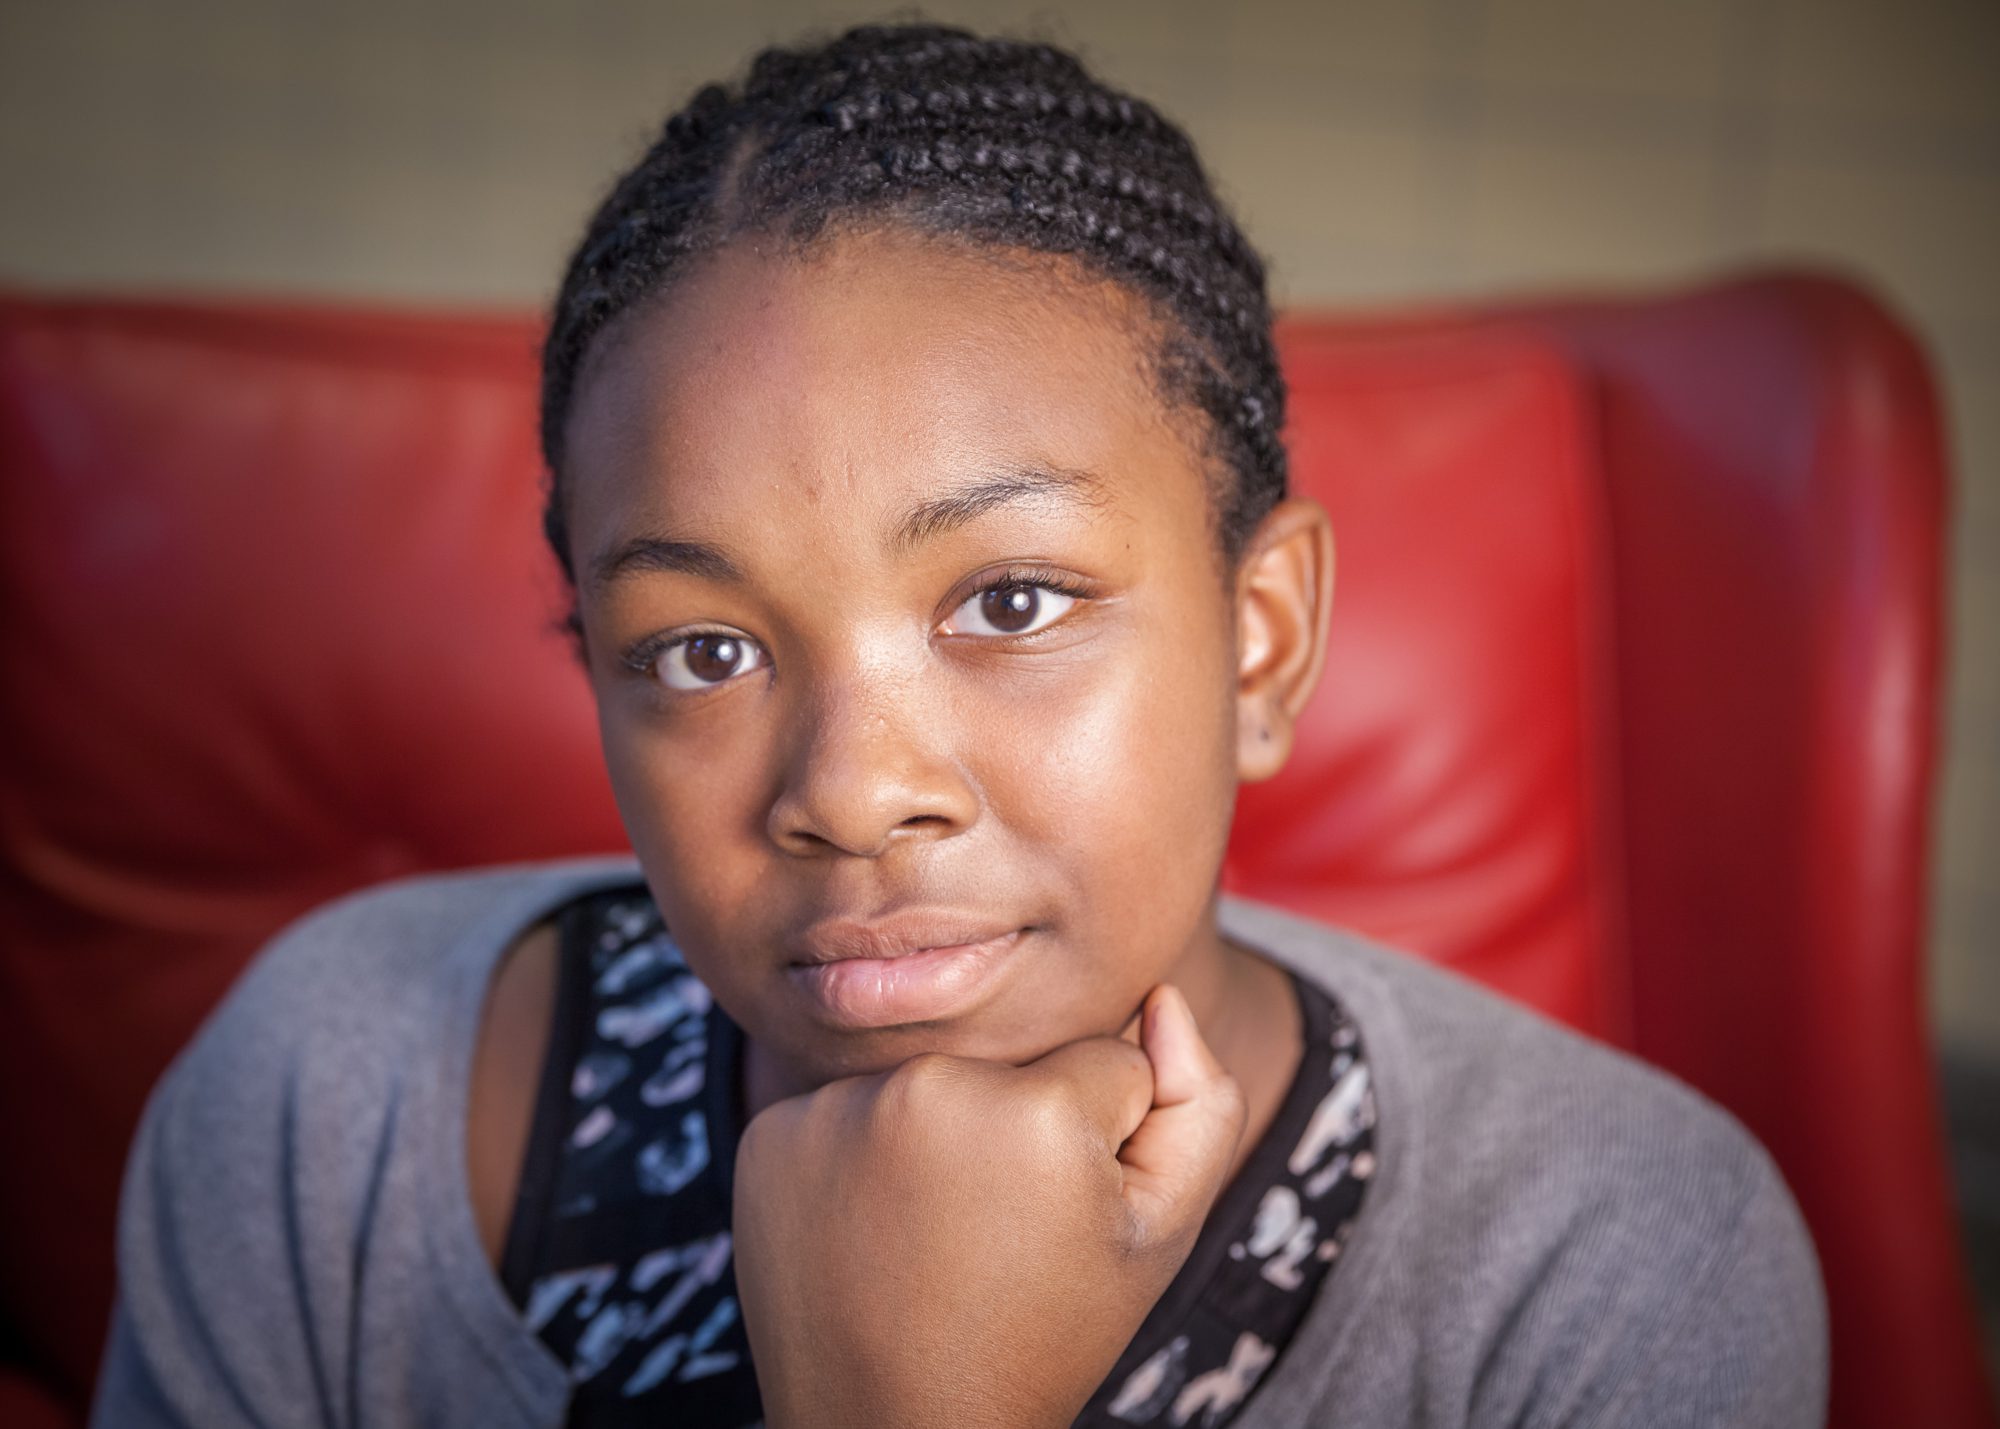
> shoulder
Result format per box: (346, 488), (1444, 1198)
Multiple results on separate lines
(1222, 896), (1828, 1425)
(1222, 894), (1773, 1194)
(95, 856), (644, 1428)
(220, 855), (645, 1025)
(132, 853), (649, 1202)
(1223, 893), (1795, 1219)
(174, 854), (643, 1092)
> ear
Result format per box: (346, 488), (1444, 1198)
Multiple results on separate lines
(1233, 498), (1335, 783)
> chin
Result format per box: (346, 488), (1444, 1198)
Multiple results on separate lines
(859, 1000), (1121, 1074)
(792, 1017), (1012, 1077)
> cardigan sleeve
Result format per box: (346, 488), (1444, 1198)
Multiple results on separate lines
(86, 871), (577, 1429)
(1574, 1157), (1829, 1428)
(87, 965), (346, 1429)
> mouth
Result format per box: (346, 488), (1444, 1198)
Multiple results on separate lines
(786, 915), (1033, 1029)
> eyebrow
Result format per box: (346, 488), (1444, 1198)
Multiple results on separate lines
(588, 535), (743, 591)
(587, 463), (1108, 592)
(889, 462), (1108, 555)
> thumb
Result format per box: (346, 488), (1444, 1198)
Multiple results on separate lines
(1117, 985), (1248, 1251)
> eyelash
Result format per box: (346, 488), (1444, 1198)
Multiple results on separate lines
(617, 565), (1097, 683)
(945, 565), (1095, 637)
(618, 629), (731, 683)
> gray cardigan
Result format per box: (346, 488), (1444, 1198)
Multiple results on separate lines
(90, 856), (1828, 1427)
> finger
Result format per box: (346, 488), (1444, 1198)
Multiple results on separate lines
(1143, 983), (1226, 1106)
(1117, 1004), (1144, 1047)
(1020, 1034), (1154, 1154)
(1117, 985), (1248, 1247)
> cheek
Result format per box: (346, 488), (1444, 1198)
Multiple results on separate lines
(982, 612), (1239, 935)
(593, 692), (776, 959)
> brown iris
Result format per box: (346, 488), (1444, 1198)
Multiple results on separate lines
(981, 585), (1040, 634)
(684, 634), (745, 682)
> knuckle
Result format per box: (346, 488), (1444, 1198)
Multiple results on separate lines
(1011, 1081), (1094, 1157)
(734, 1098), (797, 1175)
(885, 1049), (961, 1092)
(866, 1053), (997, 1155)
(876, 1051), (974, 1117)
(1015, 1078), (1074, 1129)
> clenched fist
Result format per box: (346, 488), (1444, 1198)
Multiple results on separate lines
(731, 983), (1249, 1429)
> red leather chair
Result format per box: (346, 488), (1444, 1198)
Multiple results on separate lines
(1, 272), (1990, 1427)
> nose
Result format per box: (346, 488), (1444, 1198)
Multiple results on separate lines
(765, 670), (980, 858)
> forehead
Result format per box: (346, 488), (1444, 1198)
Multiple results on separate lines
(561, 227), (1211, 556)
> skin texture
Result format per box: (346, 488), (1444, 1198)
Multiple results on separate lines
(468, 919), (557, 1266)
(733, 983), (1244, 1429)
(470, 223), (1336, 1421)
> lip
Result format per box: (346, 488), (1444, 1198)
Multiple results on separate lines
(786, 914), (1030, 1028)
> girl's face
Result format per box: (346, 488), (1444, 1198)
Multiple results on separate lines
(562, 225), (1318, 1091)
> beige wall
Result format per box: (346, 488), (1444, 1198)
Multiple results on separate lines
(3, 0), (1995, 1054)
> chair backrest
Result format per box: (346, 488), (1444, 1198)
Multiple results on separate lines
(1, 273), (1989, 1427)
(1234, 275), (1993, 1427)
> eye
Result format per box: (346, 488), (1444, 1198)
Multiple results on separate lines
(942, 579), (1081, 639)
(650, 632), (769, 691)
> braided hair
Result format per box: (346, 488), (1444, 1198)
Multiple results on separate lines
(540, 22), (1287, 594)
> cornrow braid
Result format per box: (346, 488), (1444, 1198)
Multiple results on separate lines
(540, 21), (1287, 590)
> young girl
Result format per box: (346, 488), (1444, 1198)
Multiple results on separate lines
(90, 23), (1827, 1429)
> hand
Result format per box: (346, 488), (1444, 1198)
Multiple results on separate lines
(731, 983), (1248, 1429)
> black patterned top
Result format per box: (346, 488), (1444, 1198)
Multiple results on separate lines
(499, 885), (1378, 1428)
